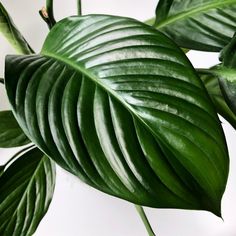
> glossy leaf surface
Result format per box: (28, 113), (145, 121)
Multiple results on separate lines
(0, 147), (56, 236)
(0, 2), (32, 54)
(0, 111), (30, 147)
(5, 15), (229, 215)
(153, 0), (236, 51)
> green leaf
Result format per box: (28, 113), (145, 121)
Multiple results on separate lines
(155, 0), (173, 24)
(220, 32), (236, 67)
(0, 111), (30, 147)
(0, 145), (35, 176)
(203, 35), (236, 116)
(0, 2), (33, 54)
(199, 69), (236, 129)
(208, 66), (236, 115)
(5, 15), (229, 216)
(0, 165), (4, 177)
(0, 147), (56, 236)
(152, 0), (236, 51)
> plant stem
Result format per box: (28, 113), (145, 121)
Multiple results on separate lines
(77, 0), (82, 16)
(196, 68), (213, 75)
(135, 205), (156, 236)
(46, 0), (56, 25)
(39, 0), (56, 29)
(0, 78), (4, 84)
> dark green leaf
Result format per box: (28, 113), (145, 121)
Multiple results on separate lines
(208, 66), (236, 115)
(205, 35), (236, 116)
(220, 32), (236, 67)
(0, 111), (30, 147)
(0, 165), (4, 177)
(0, 147), (56, 236)
(199, 70), (236, 129)
(5, 15), (229, 216)
(155, 0), (173, 24)
(0, 145), (35, 177)
(0, 2), (33, 54)
(152, 0), (236, 51)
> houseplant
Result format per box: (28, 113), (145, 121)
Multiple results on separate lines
(1, 0), (236, 235)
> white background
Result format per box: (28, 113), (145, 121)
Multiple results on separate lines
(0, 1), (236, 235)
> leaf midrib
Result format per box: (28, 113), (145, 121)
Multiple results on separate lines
(156, 0), (236, 29)
(42, 52), (225, 182)
(42, 51), (159, 141)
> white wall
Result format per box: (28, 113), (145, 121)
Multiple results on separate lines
(0, 1), (236, 235)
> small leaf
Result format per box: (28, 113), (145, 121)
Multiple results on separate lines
(5, 15), (229, 216)
(0, 2), (33, 54)
(0, 111), (30, 147)
(152, 0), (236, 51)
(0, 147), (56, 236)
(220, 32), (236, 67)
(209, 66), (236, 115)
(205, 34), (236, 116)
(155, 0), (173, 24)
(199, 69), (236, 129)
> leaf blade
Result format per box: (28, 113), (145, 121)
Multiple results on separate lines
(154, 0), (236, 51)
(0, 147), (56, 236)
(203, 35), (236, 118)
(0, 111), (30, 148)
(5, 15), (229, 215)
(199, 69), (236, 129)
(0, 2), (33, 54)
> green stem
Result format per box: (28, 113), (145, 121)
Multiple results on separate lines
(196, 68), (213, 75)
(0, 78), (4, 84)
(77, 0), (82, 16)
(46, 0), (56, 25)
(39, 0), (56, 29)
(135, 205), (156, 236)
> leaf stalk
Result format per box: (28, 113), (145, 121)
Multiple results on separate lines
(46, 0), (56, 26)
(39, 6), (55, 29)
(135, 205), (156, 236)
(77, 0), (82, 16)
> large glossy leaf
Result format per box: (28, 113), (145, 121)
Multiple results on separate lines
(152, 0), (236, 52)
(0, 110), (30, 147)
(0, 147), (56, 236)
(5, 15), (229, 215)
(0, 2), (32, 54)
(199, 70), (236, 129)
